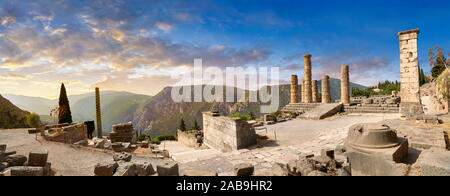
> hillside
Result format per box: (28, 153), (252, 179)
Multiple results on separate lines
(134, 78), (367, 137)
(0, 94), (30, 129)
(4, 91), (151, 135)
(71, 91), (151, 135)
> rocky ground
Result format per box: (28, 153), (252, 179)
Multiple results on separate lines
(0, 129), (168, 176)
(176, 113), (400, 175)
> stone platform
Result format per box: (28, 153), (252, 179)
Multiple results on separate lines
(298, 103), (342, 120)
(343, 104), (399, 113)
(282, 103), (321, 113)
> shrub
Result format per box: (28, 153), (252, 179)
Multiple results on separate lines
(151, 134), (177, 144)
(27, 113), (40, 128)
(230, 112), (253, 121)
(137, 133), (151, 142)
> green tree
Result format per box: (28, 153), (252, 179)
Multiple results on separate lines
(248, 112), (255, 120)
(58, 83), (72, 124)
(27, 113), (40, 128)
(192, 119), (200, 130)
(179, 118), (187, 132)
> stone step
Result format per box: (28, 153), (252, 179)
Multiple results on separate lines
(298, 103), (343, 120)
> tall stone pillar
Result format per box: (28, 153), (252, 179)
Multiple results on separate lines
(341, 65), (350, 104)
(398, 29), (423, 119)
(290, 75), (299, 103)
(312, 80), (318, 102)
(304, 54), (312, 103)
(95, 87), (102, 138)
(322, 75), (331, 103)
(301, 79), (305, 103)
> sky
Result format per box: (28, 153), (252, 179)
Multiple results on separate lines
(0, 0), (449, 98)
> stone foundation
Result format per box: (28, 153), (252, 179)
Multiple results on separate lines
(202, 111), (257, 152)
(400, 102), (423, 120)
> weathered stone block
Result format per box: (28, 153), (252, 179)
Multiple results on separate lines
(234, 163), (254, 176)
(113, 152), (132, 162)
(5, 154), (27, 166)
(114, 162), (136, 176)
(411, 148), (450, 176)
(94, 162), (119, 176)
(135, 162), (156, 176)
(28, 150), (48, 166)
(9, 166), (44, 176)
(157, 162), (179, 176)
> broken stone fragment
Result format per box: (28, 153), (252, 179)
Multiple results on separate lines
(287, 158), (314, 176)
(28, 150), (48, 166)
(157, 162), (179, 176)
(9, 166), (44, 176)
(94, 162), (119, 176)
(114, 162), (137, 176)
(113, 152), (132, 162)
(271, 163), (289, 176)
(135, 162), (156, 176)
(0, 144), (6, 152)
(162, 150), (170, 158)
(234, 163), (254, 176)
(5, 154), (27, 166)
(183, 170), (218, 176)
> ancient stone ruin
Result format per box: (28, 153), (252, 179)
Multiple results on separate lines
(202, 111), (257, 152)
(43, 123), (87, 144)
(398, 29), (424, 119)
(109, 122), (137, 144)
(1, 145), (52, 176)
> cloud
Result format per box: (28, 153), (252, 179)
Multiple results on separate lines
(0, 73), (26, 79)
(154, 22), (174, 33)
(91, 73), (178, 96)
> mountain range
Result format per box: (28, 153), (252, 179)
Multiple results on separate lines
(2, 77), (367, 136)
(0, 94), (30, 129)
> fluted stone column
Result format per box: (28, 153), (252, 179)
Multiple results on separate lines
(398, 29), (423, 119)
(341, 65), (350, 104)
(301, 79), (305, 103)
(95, 87), (102, 138)
(290, 75), (299, 103)
(312, 80), (318, 102)
(322, 75), (331, 103)
(304, 54), (312, 103)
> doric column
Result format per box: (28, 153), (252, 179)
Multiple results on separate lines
(290, 75), (299, 103)
(301, 79), (305, 103)
(398, 29), (423, 118)
(312, 80), (318, 102)
(304, 54), (312, 103)
(322, 75), (331, 103)
(341, 65), (350, 104)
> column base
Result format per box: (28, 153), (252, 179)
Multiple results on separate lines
(400, 102), (423, 120)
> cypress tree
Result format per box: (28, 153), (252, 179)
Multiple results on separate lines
(192, 119), (200, 130)
(58, 83), (72, 124)
(179, 118), (186, 132)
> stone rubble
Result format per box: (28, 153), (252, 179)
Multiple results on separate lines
(0, 144), (53, 176)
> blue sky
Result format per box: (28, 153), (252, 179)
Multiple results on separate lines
(0, 0), (449, 97)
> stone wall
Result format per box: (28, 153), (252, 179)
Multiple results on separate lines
(44, 123), (87, 144)
(202, 112), (257, 152)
